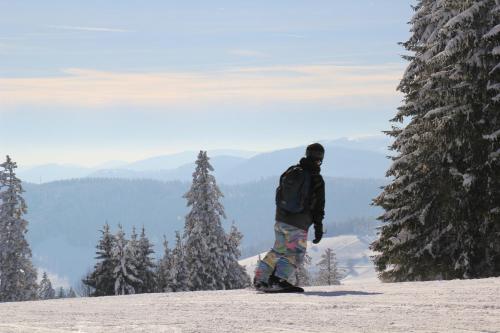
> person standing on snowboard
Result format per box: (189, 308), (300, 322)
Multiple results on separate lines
(254, 143), (325, 291)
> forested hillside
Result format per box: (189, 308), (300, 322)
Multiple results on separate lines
(22, 176), (384, 286)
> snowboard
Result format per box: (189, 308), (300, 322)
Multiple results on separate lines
(257, 286), (304, 293)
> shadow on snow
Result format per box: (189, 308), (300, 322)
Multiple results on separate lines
(303, 290), (383, 297)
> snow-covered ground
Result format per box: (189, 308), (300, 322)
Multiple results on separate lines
(239, 235), (378, 283)
(1, 278), (499, 333)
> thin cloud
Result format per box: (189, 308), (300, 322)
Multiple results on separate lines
(47, 25), (131, 33)
(229, 49), (268, 58)
(0, 63), (404, 109)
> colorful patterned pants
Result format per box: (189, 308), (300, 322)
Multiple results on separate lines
(254, 221), (308, 283)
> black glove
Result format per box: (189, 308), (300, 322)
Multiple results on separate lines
(312, 224), (323, 244)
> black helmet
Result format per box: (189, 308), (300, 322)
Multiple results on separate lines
(306, 143), (325, 162)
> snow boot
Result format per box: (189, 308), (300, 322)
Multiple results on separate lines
(264, 275), (304, 293)
(253, 278), (270, 291)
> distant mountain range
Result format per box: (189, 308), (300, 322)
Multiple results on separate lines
(17, 136), (392, 184)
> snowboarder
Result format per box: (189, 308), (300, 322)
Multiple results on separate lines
(254, 143), (325, 292)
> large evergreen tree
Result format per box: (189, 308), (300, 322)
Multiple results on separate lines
(372, 0), (500, 281)
(82, 223), (116, 296)
(183, 151), (229, 290)
(0, 155), (38, 302)
(37, 272), (55, 300)
(112, 224), (141, 295)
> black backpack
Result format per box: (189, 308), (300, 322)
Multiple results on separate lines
(275, 165), (312, 214)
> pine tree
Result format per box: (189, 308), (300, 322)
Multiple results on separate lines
(82, 223), (116, 296)
(67, 287), (77, 298)
(183, 151), (228, 291)
(170, 231), (189, 292)
(127, 226), (143, 293)
(294, 253), (312, 287)
(112, 224), (141, 295)
(223, 223), (250, 289)
(0, 155), (38, 302)
(372, 0), (500, 281)
(316, 248), (342, 286)
(156, 235), (173, 292)
(482, 0), (500, 277)
(136, 226), (156, 293)
(56, 287), (66, 299)
(37, 272), (56, 300)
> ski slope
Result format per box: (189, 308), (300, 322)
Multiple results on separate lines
(1, 278), (499, 333)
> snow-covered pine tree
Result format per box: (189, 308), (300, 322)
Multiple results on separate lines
(156, 235), (173, 292)
(183, 151), (228, 291)
(372, 0), (500, 281)
(223, 223), (250, 289)
(293, 253), (312, 287)
(112, 224), (141, 295)
(37, 272), (56, 300)
(316, 248), (342, 286)
(82, 223), (116, 296)
(67, 287), (77, 298)
(136, 226), (156, 293)
(56, 287), (66, 299)
(482, 0), (500, 276)
(127, 226), (143, 293)
(169, 231), (189, 292)
(0, 155), (38, 302)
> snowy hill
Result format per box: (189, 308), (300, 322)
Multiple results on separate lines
(1, 278), (499, 332)
(239, 235), (377, 283)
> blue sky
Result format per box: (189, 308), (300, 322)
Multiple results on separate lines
(0, 0), (415, 166)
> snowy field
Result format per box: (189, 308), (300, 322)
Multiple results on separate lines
(1, 278), (499, 333)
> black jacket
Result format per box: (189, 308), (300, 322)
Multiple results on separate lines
(275, 157), (325, 231)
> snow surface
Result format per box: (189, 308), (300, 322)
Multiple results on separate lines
(239, 235), (378, 283)
(1, 278), (500, 332)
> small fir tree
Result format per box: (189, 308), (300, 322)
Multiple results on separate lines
(169, 231), (189, 292)
(82, 223), (116, 296)
(156, 235), (173, 292)
(136, 226), (156, 293)
(56, 287), (66, 299)
(67, 287), (77, 298)
(0, 155), (38, 302)
(223, 223), (251, 289)
(294, 253), (312, 287)
(112, 224), (142, 295)
(316, 248), (342, 286)
(37, 272), (56, 300)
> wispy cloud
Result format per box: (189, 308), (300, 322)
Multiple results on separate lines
(0, 63), (404, 109)
(47, 25), (131, 33)
(229, 49), (268, 58)
(0, 42), (14, 55)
